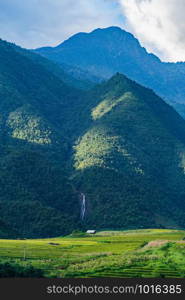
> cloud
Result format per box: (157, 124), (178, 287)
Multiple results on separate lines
(0, 0), (124, 49)
(118, 0), (185, 62)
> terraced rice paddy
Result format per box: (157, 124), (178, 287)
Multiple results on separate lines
(0, 229), (185, 278)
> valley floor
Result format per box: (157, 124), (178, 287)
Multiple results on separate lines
(0, 229), (185, 278)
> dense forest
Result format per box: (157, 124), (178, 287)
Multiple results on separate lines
(0, 38), (185, 238)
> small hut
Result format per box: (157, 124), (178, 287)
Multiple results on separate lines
(86, 230), (96, 234)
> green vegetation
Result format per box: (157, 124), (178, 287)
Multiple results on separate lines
(0, 39), (83, 238)
(0, 261), (44, 277)
(0, 230), (184, 278)
(0, 220), (17, 239)
(73, 74), (185, 230)
(0, 39), (185, 237)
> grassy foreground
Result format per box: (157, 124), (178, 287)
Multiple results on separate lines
(0, 229), (185, 278)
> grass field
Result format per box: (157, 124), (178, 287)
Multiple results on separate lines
(0, 229), (185, 278)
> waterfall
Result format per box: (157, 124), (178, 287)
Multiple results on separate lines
(80, 193), (86, 220)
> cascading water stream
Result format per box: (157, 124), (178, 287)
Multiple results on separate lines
(80, 193), (86, 220)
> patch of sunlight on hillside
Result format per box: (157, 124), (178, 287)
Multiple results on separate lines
(10, 129), (52, 144)
(91, 92), (133, 120)
(74, 126), (118, 170)
(74, 124), (144, 175)
(7, 107), (52, 145)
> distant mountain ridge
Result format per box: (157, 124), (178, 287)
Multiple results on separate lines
(35, 26), (185, 116)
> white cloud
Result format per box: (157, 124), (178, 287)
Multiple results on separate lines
(0, 0), (123, 49)
(118, 0), (185, 62)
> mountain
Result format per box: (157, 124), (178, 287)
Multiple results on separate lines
(35, 26), (185, 116)
(72, 73), (185, 229)
(1, 38), (185, 238)
(0, 39), (84, 238)
(9, 41), (96, 91)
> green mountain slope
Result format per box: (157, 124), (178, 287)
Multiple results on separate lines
(0, 39), (185, 237)
(0, 39), (83, 238)
(11, 41), (95, 91)
(72, 74), (185, 229)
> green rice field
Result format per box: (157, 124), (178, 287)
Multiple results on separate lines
(0, 229), (185, 278)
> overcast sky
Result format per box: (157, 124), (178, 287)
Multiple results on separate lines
(0, 0), (184, 62)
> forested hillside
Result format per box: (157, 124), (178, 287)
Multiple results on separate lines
(0, 39), (83, 237)
(0, 39), (185, 238)
(72, 74), (185, 229)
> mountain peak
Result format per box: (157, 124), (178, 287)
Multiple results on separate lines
(106, 72), (131, 86)
(109, 72), (128, 80)
(91, 26), (135, 37)
(35, 26), (184, 109)
(92, 26), (123, 33)
(39, 26), (138, 51)
(106, 72), (142, 88)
